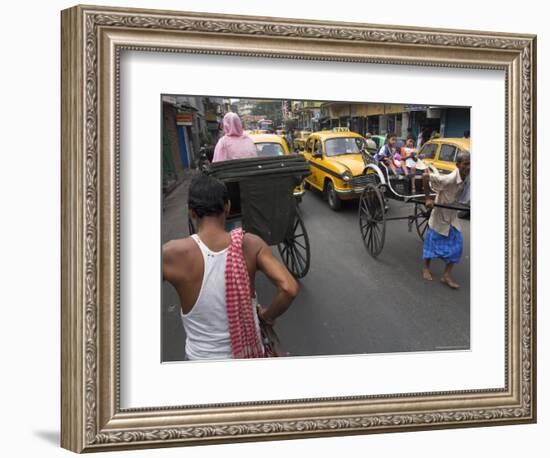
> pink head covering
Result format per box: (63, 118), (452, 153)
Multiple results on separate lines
(223, 112), (245, 137)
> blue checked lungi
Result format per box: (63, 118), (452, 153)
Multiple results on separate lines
(423, 225), (463, 264)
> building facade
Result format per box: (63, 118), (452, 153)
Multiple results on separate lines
(161, 95), (230, 194)
(315, 102), (470, 141)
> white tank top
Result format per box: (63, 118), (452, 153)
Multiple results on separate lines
(180, 234), (261, 360)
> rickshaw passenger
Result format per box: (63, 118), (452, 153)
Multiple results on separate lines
(391, 150), (407, 175)
(400, 137), (420, 192)
(401, 138), (419, 174)
(212, 112), (257, 162)
(374, 132), (400, 175)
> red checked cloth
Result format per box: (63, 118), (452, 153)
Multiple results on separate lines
(225, 228), (266, 358)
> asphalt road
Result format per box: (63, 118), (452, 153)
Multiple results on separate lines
(162, 179), (470, 361)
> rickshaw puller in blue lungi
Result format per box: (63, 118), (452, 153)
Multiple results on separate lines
(421, 151), (471, 289)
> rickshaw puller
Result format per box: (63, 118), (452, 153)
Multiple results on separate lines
(421, 151), (471, 289)
(162, 175), (299, 360)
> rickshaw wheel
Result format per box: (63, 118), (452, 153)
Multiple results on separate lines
(358, 183), (386, 258)
(414, 202), (431, 241)
(188, 217), (196, 236)
(277, 211), (311, 278)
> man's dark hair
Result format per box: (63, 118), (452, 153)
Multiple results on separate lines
(188, 174), (229, 218)
(386, 132), (397, 140)
(463, 130), (470, 138)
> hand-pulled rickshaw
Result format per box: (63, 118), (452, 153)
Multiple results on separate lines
(357, 153), (470, 258)
(188, 155), (312, 278)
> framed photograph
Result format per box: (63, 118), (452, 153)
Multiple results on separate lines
(61, 4), (537, 453)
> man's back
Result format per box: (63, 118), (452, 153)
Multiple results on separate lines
(163, 231), (264, 360)
(178, 234), (232, 359)
(163, 231), (263, 312)
(427, 168), (465, 236)
(212, 135), (257, 162)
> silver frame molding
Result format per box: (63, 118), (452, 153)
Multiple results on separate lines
(61, 4), (537, 453)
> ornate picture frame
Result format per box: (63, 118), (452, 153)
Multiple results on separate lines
(61, 4), (536, 453)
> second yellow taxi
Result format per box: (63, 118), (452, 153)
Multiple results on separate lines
(418, 137), (471, 174)
(299, 129), (371, 210)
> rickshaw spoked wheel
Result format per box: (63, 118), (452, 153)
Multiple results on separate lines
(414, 202), (431, 241)
(358, 183), (386, 258)
(277, 211), (311, 278)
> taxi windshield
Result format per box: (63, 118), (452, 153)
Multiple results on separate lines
(255, 142), (285, 157)
(324, 137), (366, 157)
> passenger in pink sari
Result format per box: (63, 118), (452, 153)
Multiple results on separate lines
(212, 112), (257, 162)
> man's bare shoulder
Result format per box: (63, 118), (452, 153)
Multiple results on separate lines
(243, 232), (267, 250)
(163, 237), (197, 263)
(243, 232), (266, 246)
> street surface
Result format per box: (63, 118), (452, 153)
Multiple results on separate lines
(161, 175), (470, 361)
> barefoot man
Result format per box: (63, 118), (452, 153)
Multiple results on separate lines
(421, 151), (470, 289)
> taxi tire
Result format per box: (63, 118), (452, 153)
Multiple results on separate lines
(325, 180), (342, 211)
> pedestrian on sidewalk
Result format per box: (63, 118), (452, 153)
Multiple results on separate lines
(162, 174), (299, 360)
(212, 112), (257, 162)
(421, 151), (470, 289)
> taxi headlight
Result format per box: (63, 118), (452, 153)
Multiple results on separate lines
(342, 171), (352, 182)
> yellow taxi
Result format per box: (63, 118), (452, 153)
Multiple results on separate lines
(292, 130), (311, 152)
(301, 129), (370, 210)
(248, 133), (306, 199)
(418, 137), (471, 174)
